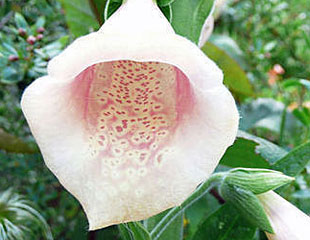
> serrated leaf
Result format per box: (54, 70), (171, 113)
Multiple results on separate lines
(201, 42), (254, 98)
(59, 0), (99, 37)
(170, 0), (215, 44)
(272, 141), (310, 177)
(220, 130), (287, 168)
(223, 135), (310, 177)
(192, 203), (256, 240)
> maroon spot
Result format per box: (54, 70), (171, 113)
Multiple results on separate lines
(157, 154), (163, 163)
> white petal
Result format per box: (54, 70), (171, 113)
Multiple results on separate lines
(258, 191), (310, 240)
(99, 0), (174, 35)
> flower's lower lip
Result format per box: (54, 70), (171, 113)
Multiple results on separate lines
(71, 60), (195, 175)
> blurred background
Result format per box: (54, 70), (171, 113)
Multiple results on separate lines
(0, 0), (310, 239)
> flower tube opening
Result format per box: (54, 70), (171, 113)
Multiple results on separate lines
(72, 60), (195, 168)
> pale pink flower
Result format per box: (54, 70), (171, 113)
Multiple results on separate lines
(258, 191), (310, 240)
(21, 0), (238, 230)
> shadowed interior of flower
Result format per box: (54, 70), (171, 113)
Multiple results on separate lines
(73, 60), (194, 172)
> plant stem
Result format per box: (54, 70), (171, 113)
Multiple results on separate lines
(88, 0), (103, 25)
(150, 173), (225, 240)
(279, 104), (287, 146)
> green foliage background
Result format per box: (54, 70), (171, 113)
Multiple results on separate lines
(0, 0), (310, 239)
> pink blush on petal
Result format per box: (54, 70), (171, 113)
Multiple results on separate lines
(72, 60), (194, 178)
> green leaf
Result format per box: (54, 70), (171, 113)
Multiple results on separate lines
(159, 4), (173, 22)
(192, 203), (256, 240)
(35, 16), (46, 28)
(209, 34), (248, 70)
(220, 184), (273, 233)
(14, 12), (29, 30)
(272, 141), (310, 176)
(0, 189), (53, 240)
(40, 35), (69, 58)
(119, 222), (151, 240)
(220, 130), (287, 168)
(170, 0), (215, 44)
(157, 0), (175, 7)
(90, 0), (108, 24)
(282, 78), (310, 90)
(145, 210), (184, 240)
(201, 42), (254, 98)
(119, 224), (133, 240)
(2, 43), (18, 55)
(59, 0), (99, 37)
(292, 107), (310, 126)
(150, 173), (224, 240)
(185, 193), (221, 239)
(104, 0), (122, 22)
(0, 128), (38, 154)
(292, 189), (310, 199)
(1, 66), (24, 84)
(240, 98), (302, 133)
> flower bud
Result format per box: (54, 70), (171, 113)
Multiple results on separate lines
(8, 55), (19, 62)
(36, 34), (43, 41)
(18, 28), (26, 36)
(36, 27), (45, 33)
(27, 35), (36, 45)
(219, 168), (294, 233)
(225, 168), (294, 194)
(220, 180), (273, 233)
(258, 191), (310, 240)
(273, 64), (285, 75)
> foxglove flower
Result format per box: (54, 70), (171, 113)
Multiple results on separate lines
(21, 0), (239, 230)
(258, 191), (310, 240)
